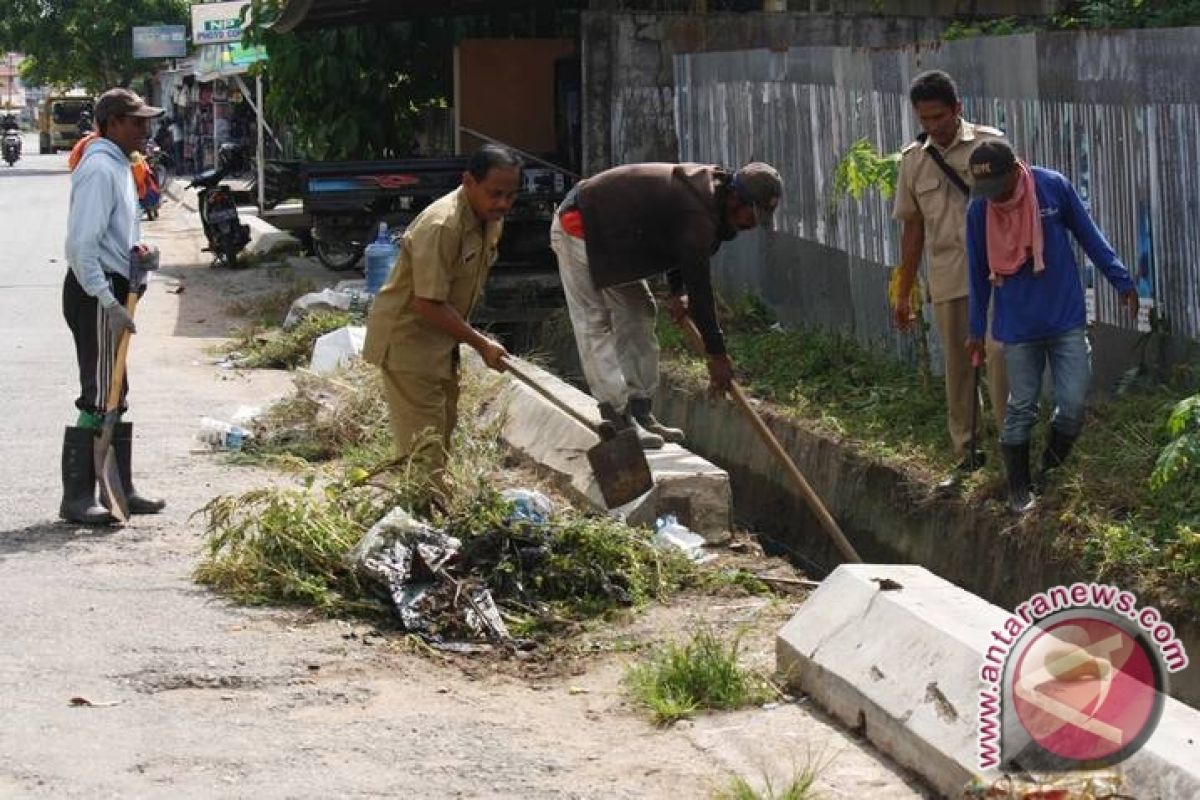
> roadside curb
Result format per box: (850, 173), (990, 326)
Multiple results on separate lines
(480, 356), (732, 540)
(777, 565), (1200, 799)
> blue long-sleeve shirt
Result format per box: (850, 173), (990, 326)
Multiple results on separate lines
(967, 167), (1134, 344)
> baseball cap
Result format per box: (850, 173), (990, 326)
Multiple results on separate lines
(732, 162), (783, 230)
(95, 88), (164, 126)
(969, 140), (1017, 200)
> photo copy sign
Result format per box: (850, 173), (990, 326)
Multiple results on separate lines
(191, 0), (251, 46)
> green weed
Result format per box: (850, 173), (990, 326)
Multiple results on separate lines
(625, 628), (775, 725)
(713, 769), (822, 800)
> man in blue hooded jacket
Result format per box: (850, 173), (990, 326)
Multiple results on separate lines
(60, 88), (165, 525)
(965, 141), (1137, 514)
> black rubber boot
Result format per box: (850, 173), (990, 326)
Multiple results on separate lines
(598, 401), (663, 450)
(1001, 442), (1036, 515)
(1037, 426), (1078, 490)
(112, 422), (166, 514)
(628, 397), (684, 444)
(59, 426), (117, 525)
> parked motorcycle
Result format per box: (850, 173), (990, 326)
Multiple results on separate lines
(1, 129), (21, 167)
(189, 143), (251, 266)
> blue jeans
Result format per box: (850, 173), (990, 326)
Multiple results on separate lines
(1001, 327), (1092, 445)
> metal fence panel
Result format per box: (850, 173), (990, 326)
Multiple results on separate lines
(675, 29), (1200, 350)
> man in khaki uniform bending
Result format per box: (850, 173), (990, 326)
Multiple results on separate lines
(363, 145), (521, 486)
(893, 69), (1008, 483)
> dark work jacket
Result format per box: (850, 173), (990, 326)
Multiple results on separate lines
(577, 162), (730, 355)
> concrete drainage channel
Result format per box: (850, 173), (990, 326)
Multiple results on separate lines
(482, 357), (1200, 799)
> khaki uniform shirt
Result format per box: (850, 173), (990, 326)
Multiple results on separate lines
(362, 187), (502, 381)
(893, 119), (1004, 303)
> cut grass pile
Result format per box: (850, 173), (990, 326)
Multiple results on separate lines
(224, 309), (361, 369)
(196, 364), (703, 631)
(624, 628), (775, 725)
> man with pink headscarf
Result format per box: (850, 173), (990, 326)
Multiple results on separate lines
(965, 141), (1138, 515)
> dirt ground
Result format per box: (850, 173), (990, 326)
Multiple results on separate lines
(0, 187), (931, 799)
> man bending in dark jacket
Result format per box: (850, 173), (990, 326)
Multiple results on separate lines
(550, 161), (782, 447)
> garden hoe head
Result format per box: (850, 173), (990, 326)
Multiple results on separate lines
(500, 357), (654, 509)
(586, 423), (654, 509)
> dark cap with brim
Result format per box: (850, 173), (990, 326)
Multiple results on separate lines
(733, 162), (783, 230)
(95, 88), (164, 126)
(968, 140), (1017, 200)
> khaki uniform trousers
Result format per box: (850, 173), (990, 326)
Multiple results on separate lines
(379, 366), (460, 478)
(932, 297), (1008, 457)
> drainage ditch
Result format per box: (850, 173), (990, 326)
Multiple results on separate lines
(529, 336), (1200, 708)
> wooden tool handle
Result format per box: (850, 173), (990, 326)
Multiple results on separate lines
(102, 293), (139, 414)
(679, 317), (862, 564)
(499, 356), (600, 435)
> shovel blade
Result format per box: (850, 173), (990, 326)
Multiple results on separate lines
(586, 427), (654, 509)
(94, 424), (129, 523)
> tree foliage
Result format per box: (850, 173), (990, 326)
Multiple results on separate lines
(0, 0), (189, 93)
(245, 0), (454, 161)
(1069, 0), (1200, 28)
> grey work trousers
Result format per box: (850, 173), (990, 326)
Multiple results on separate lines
(550, 215), (659, 412)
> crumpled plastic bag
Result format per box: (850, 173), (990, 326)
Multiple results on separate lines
(348, 507), (509, 642)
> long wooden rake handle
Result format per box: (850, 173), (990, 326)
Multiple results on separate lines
(679, 317), (862, 564)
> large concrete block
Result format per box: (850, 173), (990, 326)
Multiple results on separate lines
(483, 358), (731, 541)
(777, 565), (1200, 799)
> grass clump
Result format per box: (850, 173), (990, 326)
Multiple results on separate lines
(226, 309), (361, 369)
(625, 628), (774, 725)
(713, 769), (822, 800)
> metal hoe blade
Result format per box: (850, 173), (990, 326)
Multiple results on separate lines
(94, 415), (129, 523)
(586, 426), (654, 508)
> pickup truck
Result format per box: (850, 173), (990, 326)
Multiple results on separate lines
(290, 157), (572, 327)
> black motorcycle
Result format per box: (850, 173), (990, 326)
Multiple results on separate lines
(189, 143), (251, 267)
(1, 129), (20, 167)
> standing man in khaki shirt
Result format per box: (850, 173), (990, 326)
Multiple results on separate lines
(893, 70), (1008, 483)
(362, 145), (521, 488)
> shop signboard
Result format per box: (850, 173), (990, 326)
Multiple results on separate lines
(191, 1), (251, 46)
(132, 25), (188, 59)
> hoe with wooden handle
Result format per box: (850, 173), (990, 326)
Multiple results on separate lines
(95, 254), (157, 522)
(679, 316), (861, 564)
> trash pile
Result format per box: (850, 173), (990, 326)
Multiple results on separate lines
(345, 489), (697, 650)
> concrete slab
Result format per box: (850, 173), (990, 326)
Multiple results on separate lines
(776, 565), (1200, 799)
(482, 357), (731, 541)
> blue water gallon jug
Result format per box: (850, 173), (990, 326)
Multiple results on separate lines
(364, 222), (398, 295)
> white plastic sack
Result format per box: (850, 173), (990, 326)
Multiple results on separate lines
(309, 325), (366, 376)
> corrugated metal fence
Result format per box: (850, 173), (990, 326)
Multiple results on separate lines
(674, 29), (1200, 354)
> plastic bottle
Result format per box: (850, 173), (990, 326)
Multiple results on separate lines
(363, 222), (398, 296)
